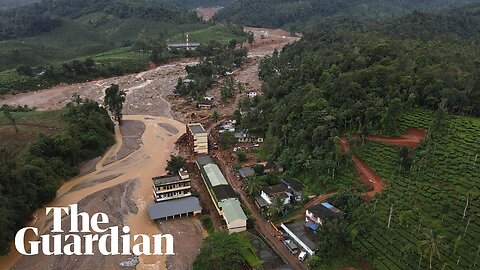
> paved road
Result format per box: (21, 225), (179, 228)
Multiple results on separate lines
(212, 152), (308, 270)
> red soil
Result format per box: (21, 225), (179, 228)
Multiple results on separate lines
(340, 138), (387, 199)
(365, 128), (427, 148)
(340, 128), (426, 199)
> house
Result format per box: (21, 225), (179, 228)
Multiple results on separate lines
(247, 91), (257, 98)
(257, 161), (283, 173)
(195, 156), (248, 233)
(260, 184), (292, 205)
(204, 95), (214, 101)
(181, 78), (195, 84)
(234, 130), (264, 143)
(219, 120), (236, 133)
(281, 178), (304, 202)
(197, 103), (212, 109)
(186, 123), (208, 154)
(305, 202), (344, 225)
(238, 167), (255, 179)
(152, 169), (192, 202)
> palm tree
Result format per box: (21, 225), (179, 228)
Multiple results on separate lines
(269, 195), (285, 217)
(418, 230), (446, 269)
(244, 176), (263, 196)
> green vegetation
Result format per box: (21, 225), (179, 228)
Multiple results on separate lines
(0, 99), (114, 254)
(165, 155), (186, 175)
(175, 42), (247, 98)
(215, 0), (480, 30)
(350, 111), (480, 269)
(0, 0), (247, 94)
(104, 84), (126, 123)
(200, 215), (214, 234)
(193, 232), (261, 270)
(158, 0), (233, 10)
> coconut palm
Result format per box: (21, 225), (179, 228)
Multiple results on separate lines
(418, 230), (447, 269)
(244, 176), (263, 196)
(269, 195), (285, 216)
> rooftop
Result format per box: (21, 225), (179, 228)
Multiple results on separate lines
(212, 185), (238, 201)
(203, 163), (228, 187)
(195, 155), (213, 167)
(307, 202), (344, 220)
(281, 178), (304, 192)
(187, 123), (206, 134)
(238, 167), (255, 179)
(152, 175), (188, 187)
(148, 196), (202, 220)
(263, 184), (290, 197)
(218, 198), (247, 222)
(283, 221), (318, 251)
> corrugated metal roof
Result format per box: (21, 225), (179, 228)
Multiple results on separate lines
(148, 196), (201, 220)
(203, 163), (228, 187)
(218, 198), (247, 222)
(195, 155), (213, 167)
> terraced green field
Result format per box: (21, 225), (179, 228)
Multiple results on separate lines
(354, 109), (480, 269)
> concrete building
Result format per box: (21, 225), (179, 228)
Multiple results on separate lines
(306, 202), (344, 225)
(148, 170), (202, 220)
(195, 156), (247, 233)
(148, 197), (202, 220)
(187, 123), (208, 154)
(152, 169), (191, 202)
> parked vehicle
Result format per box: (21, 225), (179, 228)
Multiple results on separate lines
(298, 251), (307, 261)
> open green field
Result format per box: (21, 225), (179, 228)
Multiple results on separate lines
(0, 110), (63, 160)
(168, 25), (246, 44)
(353, 109), (480, 269)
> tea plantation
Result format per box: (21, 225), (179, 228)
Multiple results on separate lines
(353, 109), (480, 269)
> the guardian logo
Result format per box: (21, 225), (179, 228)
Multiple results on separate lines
(15, 204), (175, 256)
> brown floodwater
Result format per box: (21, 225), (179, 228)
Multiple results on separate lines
(0, 115), (184, 270)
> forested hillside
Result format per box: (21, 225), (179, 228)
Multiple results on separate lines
(0, 100), (115, 255)
(214, 0), (480, 30)
(0, 0), (38, 10)
(236, 4), (480, 268)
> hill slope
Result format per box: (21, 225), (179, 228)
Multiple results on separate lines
(214, 0), (480, 30)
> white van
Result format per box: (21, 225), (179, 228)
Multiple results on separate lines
(298, 251), (307, 262)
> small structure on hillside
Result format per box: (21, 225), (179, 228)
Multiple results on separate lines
(167, 33), (200, 50)
(238, 167), (255, 180)
(281, 178), (304, 202)
(187, 123), (208, 154)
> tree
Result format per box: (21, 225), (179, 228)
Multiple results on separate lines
(16, 65), (34, 77)
(193, 232), (259, 270)
(228, 39), (237, 50)
(244, 176), (263, 196)
(104, 84), (126, 123)
(165, 155), (186, 175)
(211, 111), (220, 122)
(3, 111), (18, 135)
(269, 195), (285, 216)
(418, 230), (446, 269)
(219, 132), (235, 149)
(236, 151), (247, 162)
(247, 32), (254, 45)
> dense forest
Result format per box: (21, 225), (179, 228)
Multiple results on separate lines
(0, 0), (198, 40)
(214, 0), (480, 30)
(233, 2), (480, 269)
(0, 100), (114, 254)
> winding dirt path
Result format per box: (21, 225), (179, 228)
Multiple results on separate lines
(341, 128), (427, 198)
